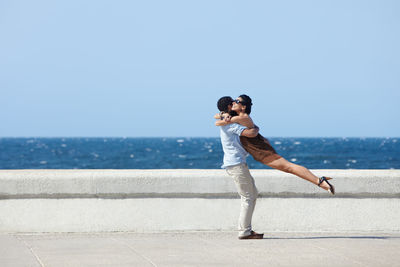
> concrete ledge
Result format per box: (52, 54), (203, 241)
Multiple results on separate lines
(0, 169), (399, 233)
(1, 169), (399, 198)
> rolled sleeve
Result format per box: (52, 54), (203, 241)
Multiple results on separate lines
(227, 123), (247, 136)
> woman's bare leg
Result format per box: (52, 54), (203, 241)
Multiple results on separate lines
(265, 157), (331, 191)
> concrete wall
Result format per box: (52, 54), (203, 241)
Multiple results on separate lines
(0, 169), (399, 233)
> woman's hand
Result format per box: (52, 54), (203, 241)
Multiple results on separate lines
(214, 113), (222, 119)
(224, 115), (232, 122)
(215, 114), (233, 126)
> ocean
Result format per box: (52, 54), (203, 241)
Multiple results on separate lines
(0, 137), (399, 169)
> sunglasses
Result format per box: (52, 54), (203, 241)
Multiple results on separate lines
(233, 99), (245, 104)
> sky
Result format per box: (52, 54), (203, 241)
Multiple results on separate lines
(1, 0), (399, 137)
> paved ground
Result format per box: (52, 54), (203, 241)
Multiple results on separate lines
(1, 232), (399, 267)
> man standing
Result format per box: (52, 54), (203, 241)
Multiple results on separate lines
(216, 96), (264, 239)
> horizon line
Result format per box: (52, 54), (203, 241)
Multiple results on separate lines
(0, 136), (399, 139)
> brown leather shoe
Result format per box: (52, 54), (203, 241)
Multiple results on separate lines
(238, 231), (264, 240)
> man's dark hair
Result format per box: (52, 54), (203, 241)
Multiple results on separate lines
(239, 94), (253, 114)
(217, 96), (233, 112)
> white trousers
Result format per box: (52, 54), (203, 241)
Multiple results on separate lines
(226, 163), (258, 237)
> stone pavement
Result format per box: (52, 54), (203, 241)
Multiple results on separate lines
(1, 232), (399, 267)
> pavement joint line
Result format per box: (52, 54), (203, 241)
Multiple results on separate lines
(15, 235), (46, 267)
(195, 233), (261, 266)
(110, 237), (158, 267)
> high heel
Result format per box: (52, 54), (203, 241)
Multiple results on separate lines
(318, 176), (335, 195)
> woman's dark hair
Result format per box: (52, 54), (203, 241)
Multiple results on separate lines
(229, 110), (238, 117)
(239, 94), (252, 114)
(217, 96), (234, 112)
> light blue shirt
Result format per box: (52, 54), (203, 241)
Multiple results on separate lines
(220, 123), (249, 168)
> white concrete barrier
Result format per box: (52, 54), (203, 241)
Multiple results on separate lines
(0, 169), (399, 233)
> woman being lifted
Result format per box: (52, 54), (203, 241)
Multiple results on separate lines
(215, 94), (335, 195)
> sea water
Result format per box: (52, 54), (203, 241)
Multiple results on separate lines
(0, 137), (399, 169)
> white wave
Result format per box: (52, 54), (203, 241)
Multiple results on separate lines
(130, 154), (134, 158)
(290, 158), (297, 162)
(40, 161), (47, 164)
(177, 139), (184, 143)
(145, 148), (152, 152)
(61, 144), (67, 148)
(294, 141), (301, 145)
(323, 160), (330, 164)
(208, 149), (213, 152)
(26, 140), (35, 144)
(178, 154), (186, 158)
(348, 159), (357, 163)
(274, 141), (281, 145)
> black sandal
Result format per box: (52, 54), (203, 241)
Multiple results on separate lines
(318, 176), (335, 195)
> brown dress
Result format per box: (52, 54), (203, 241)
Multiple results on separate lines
(240, 134), (282, 164)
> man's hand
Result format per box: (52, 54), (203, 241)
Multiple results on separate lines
(241, 125), (259, 138)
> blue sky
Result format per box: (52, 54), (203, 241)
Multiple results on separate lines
(1, 0), (399, 137)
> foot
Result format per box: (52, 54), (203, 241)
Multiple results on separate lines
(238, 231), (264, 240)
(318, 176), (335, 195)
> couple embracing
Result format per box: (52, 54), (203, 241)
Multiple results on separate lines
(215, 94), (335, 239)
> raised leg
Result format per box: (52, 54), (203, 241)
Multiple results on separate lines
(265, 157), (332, 191)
